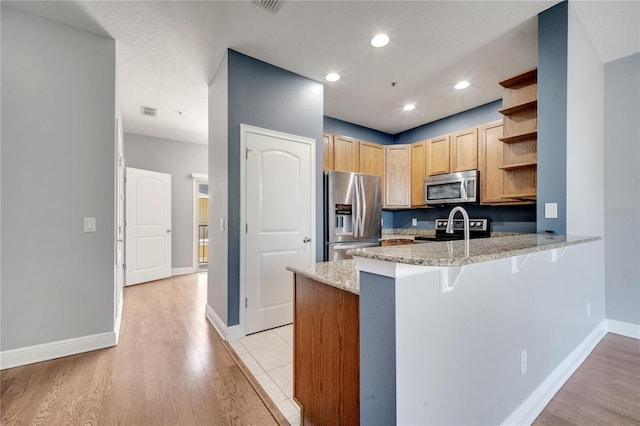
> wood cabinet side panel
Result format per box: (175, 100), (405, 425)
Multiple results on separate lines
(323, 133), (334, 171)
(410, 142), (426, 206)
(294, 275), (360, 426)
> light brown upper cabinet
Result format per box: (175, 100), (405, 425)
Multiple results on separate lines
(332, 134), (359, 172)
(384, 145), (411, 208)
(358, 140), (385, 177)
(426, 135), (451, 176)
(410, 141), (427, 206)
(450, 127), (478, 172)
(497, 68), (538, 200)
(322, 133), (334, 171)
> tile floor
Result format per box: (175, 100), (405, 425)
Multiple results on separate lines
(229, 324), (300, 426)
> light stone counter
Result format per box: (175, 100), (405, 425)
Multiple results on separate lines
(348, 234), (601, 266)
(287, 259), (359, 295)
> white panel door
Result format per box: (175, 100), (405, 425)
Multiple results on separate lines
(125, 167), (172, 286)
(245, 127), (314, 334)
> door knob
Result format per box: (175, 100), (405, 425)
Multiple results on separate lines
(303, 237), (311, 243)
(167, 229), (172, 233)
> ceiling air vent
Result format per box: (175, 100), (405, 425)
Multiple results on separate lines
(140, 106), (157, 117)
(253, 0), (281, 13)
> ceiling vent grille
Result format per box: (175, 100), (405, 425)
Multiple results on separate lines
(253, 0), (281, 13)
(140, 106), (157, 117)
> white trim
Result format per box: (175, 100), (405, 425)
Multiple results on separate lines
(239, 124), (316, 337)
(501, 321), (607, 426)
(0, 332), (117, 370)
(172, 267), (196, 276)
(607, 319), (640, 339)
(191, 172), (208, 180)
(205, 304), (243, 341)
(354, 256), (434, 278)
(114, 290), (124, 344)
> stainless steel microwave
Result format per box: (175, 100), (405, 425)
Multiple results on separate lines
(424, 170), (478, 205)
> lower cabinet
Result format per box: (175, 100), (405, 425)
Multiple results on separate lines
(293, 274), (359, 426)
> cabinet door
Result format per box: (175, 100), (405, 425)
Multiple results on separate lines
(384, 145), (410, 208)
(358, 141), (384, 176)
(478, 121), (507, 204)
(450, 127), (478, 172)
(410, 141), (426, 206)
(426, 135), (450, 176)
(323, 133), (334, 171)
(332, 135), (358, 172)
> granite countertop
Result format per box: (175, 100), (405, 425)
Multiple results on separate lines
(287, 259), (359, 295)
(347, 234), (601, 267)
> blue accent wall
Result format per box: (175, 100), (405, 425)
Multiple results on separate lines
(537, 2), (568, 234)
(393, 100), (503, 144)
(359, 271), (396, 425)
(324, 116), (394, 145)
(393, 204), (536, 234)
(228, 50), (323, 326)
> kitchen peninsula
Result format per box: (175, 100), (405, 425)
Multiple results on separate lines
(287, 234), (605, 425)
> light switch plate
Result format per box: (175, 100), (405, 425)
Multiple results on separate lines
(545, 203), (558, 219)
(84, 217), (96, 232)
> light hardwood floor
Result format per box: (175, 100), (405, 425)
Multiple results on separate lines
(0, 273), (283, 425)
(2, 272), (638, 425)
(534, 333), (640, 425)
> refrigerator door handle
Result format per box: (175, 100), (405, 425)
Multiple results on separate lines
(359, 175), (366, 238)
(354, 175), (361, 238)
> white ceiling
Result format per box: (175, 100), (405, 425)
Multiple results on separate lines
(5, 1), (639, 145)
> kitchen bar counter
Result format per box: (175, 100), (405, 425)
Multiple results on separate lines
(348, 234), (600, 266)
(286, 259), (359, 294)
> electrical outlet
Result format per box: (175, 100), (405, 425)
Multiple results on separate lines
(412, 218), (418, 226)
(545, 203), (558, 219)
(219, 218), (225, 231)
(381, 218), (384, 227)
(587, 302), (592, 318)
(520, 350), (528, 375)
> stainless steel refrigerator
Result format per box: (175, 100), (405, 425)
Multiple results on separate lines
(325, 170), (382, 261)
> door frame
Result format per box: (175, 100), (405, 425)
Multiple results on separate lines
(192, 173), (209, 272)
(239, 124), (316, 337)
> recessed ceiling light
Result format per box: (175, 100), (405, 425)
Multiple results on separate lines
(370, 34), (390, 48)
(455, 81), (470, 90)
(403, 104), (416, 111)
(325, 73), (341, 82)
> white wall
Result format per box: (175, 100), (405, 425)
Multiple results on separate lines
(124, 133), (207, 270)
(566, 3), (605, 237)
(1, 7), (116, 351)
(603, 52), (640, 325)
(208, 52), (229, 325)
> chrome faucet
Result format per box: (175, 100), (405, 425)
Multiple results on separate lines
(446, 206), (470, 256)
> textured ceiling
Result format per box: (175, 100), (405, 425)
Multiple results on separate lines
(5, 1), (639, 145)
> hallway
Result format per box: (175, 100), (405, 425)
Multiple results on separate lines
(0, 273), (284, 425)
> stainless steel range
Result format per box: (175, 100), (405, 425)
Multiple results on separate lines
(414, 218), (490, 242)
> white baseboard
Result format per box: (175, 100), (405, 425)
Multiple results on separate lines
(172, 267), (196, 276)
(607, 319), (640, 339)
(114, 291), (124, 344)
(0, 331), (117, 370)
(502, 321), (607, 426)
(205, 304), (244, 341)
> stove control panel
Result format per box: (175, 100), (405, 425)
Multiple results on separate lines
(434, 218), (488, 232)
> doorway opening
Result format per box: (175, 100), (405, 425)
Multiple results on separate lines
(192, 174), (209, 272)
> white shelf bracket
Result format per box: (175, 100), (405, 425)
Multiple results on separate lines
(440, 266), (465, 293)
(510, 254), (531, 274)
(550, 247), (568, 263)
